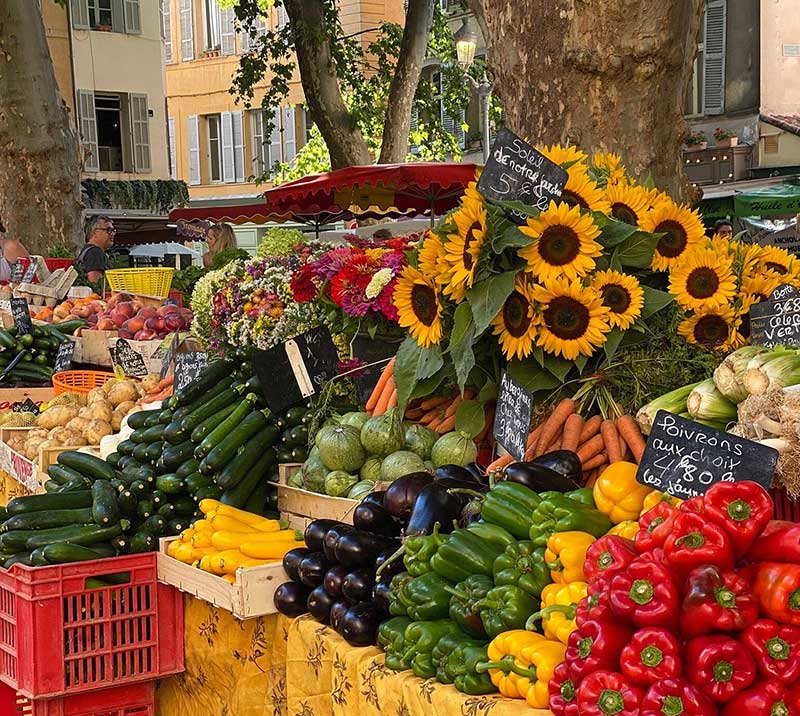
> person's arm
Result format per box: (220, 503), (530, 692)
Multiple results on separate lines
(4, 240), (29, 263)
(87, 270), (104, 283)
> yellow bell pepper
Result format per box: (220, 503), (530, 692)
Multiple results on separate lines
(640, 489), (683, 516)
(593, 461), (654, 523)
(545, 531), (595, 583)
(477, 630), (566, 708)
(607, 520), (639, 540)
(527, 581), (588, 644)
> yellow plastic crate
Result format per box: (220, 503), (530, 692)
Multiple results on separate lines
(106, 268), (174, 298)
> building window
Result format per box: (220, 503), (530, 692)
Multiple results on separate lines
(304, 108), (314, 143)
(250, 107), (295, 176)
(764, 134), (780, 154)
(180, 0), (194, 60)
(95, 94), (124, 171)
(163, 0), (173, 63)
(205, 0), (221, 49)
(684, 0), (726, 117)
(88, 0), (113, 28)
(207, 115), (223, 182)
(73, 0), (140, 33)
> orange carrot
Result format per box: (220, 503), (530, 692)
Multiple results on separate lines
(373, 377), (396, 416)
(405, 408), (425, 421)
(428, 417), (443, 431)
(577, 433), (605, 464)
(420, 410), (442, 426)
(444, 395), (464, 419)
(477, 404), (496, 442)
(436, 415), (456, 434)
(601, 420), (623, 463)
(523, 425), (544, 460)
(578, 415), (602, 444)
(535, 399), (577, 458)
(560, 414), (584, 452)
(420, 395), (449, 411)
(486, 453), (514, 474)
(583, 452), (608, 471)
(387, 389), (398, 409)
(365, 359), (394, 412)
(616, 415), (646, 462)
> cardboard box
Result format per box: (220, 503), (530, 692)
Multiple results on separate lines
(73, 331), (168, 373)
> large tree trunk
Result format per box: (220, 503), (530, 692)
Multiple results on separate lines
(0, 0), (83, 254)
(470, 0), (704, 201)
(284, 0), (372, 169)
(378, 0), (435, 164)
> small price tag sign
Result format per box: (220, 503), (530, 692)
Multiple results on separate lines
(53, 341), (75, 373)
(10, 261), (24, 283)
(174, 351), (208, 392)
(492, 371), (533, 462)
(20, 259), (38, 284)
(10, 297), (33, 336)
(750, 284), (800, 348)
(12, 398), (40, 415)
(112, 339), (148, 378)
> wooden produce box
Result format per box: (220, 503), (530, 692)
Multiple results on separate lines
(157, 536), (288, 620)
(0, 427), (101, 473)
(0, 387), (55, 411)
(0, 438), (46, 494)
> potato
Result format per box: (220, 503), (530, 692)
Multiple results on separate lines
(86, 387), (107, 404)
(80, 401), (113, 423)
(84, 419), (113, 445)
(141, 374), (160, 394)
(36, 405), (80, 430)
(50, 426), (87, 446)
(108, 382), (139, 407)
(111, 401), (136, 432)
(66, 416), (92, 434)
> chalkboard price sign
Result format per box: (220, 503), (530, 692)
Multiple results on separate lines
(492, 371), (534, 462)
(10, 261), (24, 284)
(12, 398), (40, 415)
(174, 351), (208, 392)
(53, 341), (75, 373)
(351, 335), (400, 406)
(750, 284), (800, 348)
(252, 326), (339, 413)
(20, 259), (38, 284)
(112, 339), (148, 378)
(10, 297), (33, 336)
(636, 410), (778, 499)
(159, 333), (180, 380)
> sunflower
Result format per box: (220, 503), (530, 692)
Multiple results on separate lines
(603, 182), (651, 226)
(592, 270), (644, 330)
(592, 151), (627, 186)
(519, 201), (602, 282)
(462, 181), (484, 203)
(741, 272), (782, 303)
(540, 144), (588, 168)
(759, 245), (798, 278)
(439, 195), (487, 302)
(417, 232), (445, 278)
(640, 200), (706, 272)
(739, 242), (765, 276)
(560, 165), (612, 214)
(669, 247), (737, 311)
(491, 277), (538, 360)
(677, 305), (738, 351)
(393, 266), (443, 348)
(531, 277), (611, 360)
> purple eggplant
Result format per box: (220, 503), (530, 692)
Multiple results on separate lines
(504, 459), (579, 493)
(352, 502), (400, 536)
(373, 581), (392, 612)
(323, 564), (349, 598)
(374, 548), (405, 580)
(334, 530), (390, 569)
(464, 462), (486, 482)
(307, 585), (336, 624)
(405, 481), (470, 537)
(339, 602), (386, 647)
(459, 496), (483, 527)
(298, 551), (330, 587)
(330, 601), (349, 632)
(383, 472), (434, 521)
(282, 547), (310, 582)
(435, 464), (477, 482)
(530, 450), (583, 483)
(361, 491), (386, 507)
(342, 569), (375, 603)
(305, 519), (342, 552)
(323, 523), (354, 561)
(274, 582), (311, 617)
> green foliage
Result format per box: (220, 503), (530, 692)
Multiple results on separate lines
(172, 265), (209, 297)
(45, 242), (75, 258)
(256, 227), (308, 256)
(81, 180), (189, 213)
(271, 127), (331, 185)
(211, 248), (251, 269)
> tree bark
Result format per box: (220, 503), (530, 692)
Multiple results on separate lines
(471, 0), (704, 202)
(378, 0), (435, 164)
(284, 0), (372, 169)
(0, 0), (83, 254)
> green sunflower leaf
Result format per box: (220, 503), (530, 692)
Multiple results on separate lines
(456, 399), (485, 438)
(451, 323), (477, 393)
(641, 285), (674, 319)
(593, 213), (638, 248)
(613, 231), (660, 269)
(574, 354), (589, 374)
(450, 302), (474, 346)
(393, 338), (444, 409)
(467, 270), (518, 335)
(493, 224), (533, 253)
(543, 353), (573, 382)
(603, 329), (625, 362)
(416, 344), (444, 381)
(410, 366), (450, 400)
(506, 359), (561, 394)
(478, 379), (497, 402)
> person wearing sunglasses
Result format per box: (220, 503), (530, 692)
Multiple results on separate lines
(77, 215), (115, 283)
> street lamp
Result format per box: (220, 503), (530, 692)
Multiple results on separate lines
(454, 16), (492, 162)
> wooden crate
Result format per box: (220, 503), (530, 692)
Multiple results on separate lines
(37, 444), (101, 473)
(157, 536), (288, 620)
(277, 463), (364, 529)
(0, 438), (46, 494)
(0, 387), (55, 411)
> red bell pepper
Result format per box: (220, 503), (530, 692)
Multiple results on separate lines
(680, 565), (759, 638)
(565, 618), (632, 682)
(680, 496), (706, 514)
(576, 578), (612, 626)
(576, 670), (643, 716)
(636, 502), (678, 554)
(549, 660), (579, 716)
(704, 480), (773, 557)
(751, 563), (800, 627)
(748, 523), (800, 567)
(664, 511), (734, 578)
(620, 627), (682, 688)
(789, 683), (800, 713)
(742, 619), (800, 684)
(721, 678), (799, 716)
(640, 678), (717, 716)
(585, 535), (639, 584)
(609, 556), (680, 629)
(685, 634), (757, 703)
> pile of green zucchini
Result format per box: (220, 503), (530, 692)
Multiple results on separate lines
(0, 320), (86, 384)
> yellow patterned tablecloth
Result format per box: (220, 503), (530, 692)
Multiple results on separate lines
(157, 599), (548, 716)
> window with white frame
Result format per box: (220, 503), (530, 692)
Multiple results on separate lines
(179, 0), (194, 60)
(168, 117), (177, 178)
(72, 0), (140, 33)
(207, 115), (223, 182)
(250, 107), (296, 177)
(204, 0), (221, 49)
(88, 0), (112, 28)
(162, 0), (173, 63)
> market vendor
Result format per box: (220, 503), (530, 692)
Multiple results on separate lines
(76, 215), (115, 283)
(203, 223), (236, 268)
(0, 215), (31, 281)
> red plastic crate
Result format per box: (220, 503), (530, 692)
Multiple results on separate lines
(0, 680), (155, 716)
(0, 554), (183, 699)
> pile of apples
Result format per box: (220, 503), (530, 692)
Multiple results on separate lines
(80, 293), (193, 340)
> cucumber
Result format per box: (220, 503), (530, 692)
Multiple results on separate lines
(44, 480), (61, 493)
(129, 480), (148, 496)
(6, 490), (93, 515)
(203, 409), (269, 474)
(30, 547), (49, 566)
(157, 409), (174, 424)
(126, 410), (154, 431)
(118, 490), (138, 516)
(117, 440), (136, 457)
(137, 500), (154, 520)
(47, 463), (85, 486)
(48, 319), (87, 335)
(2, 507), (95, 532)
(130, 429), (146, 444)
(3, 553), (33, 569)
(184, 473), (215, 494)
(158, 502), (176, 520)
(129, 532), (156, 553)
(42, 542), (115, 564)
(91, 480), (119, 526)
(57, 451), (116, 482)
(161, 440), (195, 468)
(142, 515), (166, 536)
(0, 329), (15, 350)
(4, 521), (128, 551)
(244, 482), (271, 516)
(173, 495), (196, 517)
(57, 476), (92, 492)
(144, 440), (165, 463)
(189, 400), (239, 444)
(181, 387), (239, 433)
(155, 474), (184, 494)
(172, 360), (233, 406)
(167, 518), (187, 535)
(111, 535), (129, 554)
(106, 452), (121, 469)
(142, 411), (164, 429)
(216, 427), (277, 491)
(221, 449), (276, 509)
(176, 458), (201, 480)
(150, 489), (167, 506)
(193, 484), (223, 503)
(140, 425), (166, 444)
(195, 396), (257, 460)
(132, 442), (151, 464)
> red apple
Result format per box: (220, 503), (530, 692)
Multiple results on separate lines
(115, 301), (135, 320)
(137, 306), (158, 320)
(134, 329), (157, 341)
(157, 304), (180, 317)
(163, 313), (184, 332)
(144, 316), (165, 333)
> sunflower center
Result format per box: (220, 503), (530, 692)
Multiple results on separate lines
(766, 262), (788, 275)
(560, 189), (589, 211)
(543, 296), (591, 340)
(411, 283), (438, 326)
(601, 284), (631, 314)
(686, 267), (721, 299)
(693, 314), (729, 347)
(539, 226), (581, 266)
(611, 202), (638, 226)
(503, 291), (532, 338)
(655, 220), (689, 258)
(463, 222), (481, 270)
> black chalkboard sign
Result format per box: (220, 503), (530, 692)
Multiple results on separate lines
(750, 284), (800, 348)
(351, 336), (400, 406)
(636, 410), (778, 499)
(492, 371), (533, 462)
(12, 398), (40, 415)
(477, 128), (568, 222)
(252, 326), (339, 413)
(10, 297), (33, 336)
(174, 351), (208, 392)
(159, 333), (180, 380)
(10, 261), (24, 283)
(112, 338), (148, 378)
(53, 340), (75, 373)
(20, 259), (38, 284)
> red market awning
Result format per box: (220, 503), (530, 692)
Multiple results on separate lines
(168, 202), (288, 227)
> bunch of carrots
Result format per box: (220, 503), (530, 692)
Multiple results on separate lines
(485, 398), (647, 485)
(365, 358), (398, 416)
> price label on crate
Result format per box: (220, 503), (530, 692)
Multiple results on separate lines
(12, 398), (40, 415)
(174, 351), (208, 392)
(636, 410), (778, 499)
(53, 340), (75, 373)
(10, 261), (24, 283)
(10, 297), (33, 336)
(492, 371), (533, 462)
(20, 259), (38, 284)
(750, 284), (800, 348)
(112, 338), (148, 378)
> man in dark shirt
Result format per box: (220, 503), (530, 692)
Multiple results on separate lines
(77, 215), (115, 283)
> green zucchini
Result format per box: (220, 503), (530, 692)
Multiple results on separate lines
(29, 547), (49, 566)
(57, 451), (116, 482)
(126, 410), (154, 431)
(172, 387), (240, 442)
(150, 489), (167, 506)
(47, 463), (87, 486)
(6, 490), (93, 515)
(48, 319), (87, 335)
(2, 507), (95, 532)
(167, 518), (187, 535)
(142, 411), (164, 428)
(142, 515), (166, 536)
(221, 449), (276, 509)
(91, 480), (119, 526)
(170, 374), (237, 424)
(140, 425), (166, 444)
(161, 440), (195, 468)
(130, 429), (146, 444)
(132, 442), (151, 464)
(144, 440), (165, 463)
(129, 532), (156, 553)
(195, 396), (257, 460)
(117, 440), (136, 457)
(3, 553), (33, 569)
(202, 409), (269, 474)
(155, 474), (184, 494)
(129, 479), (148, 496)
(0, 329), (15, 350)
(217, 428), (277, 491)
(57, 476), (92, 492)
(42, 542), (115, 564)
(173, 495), (196, 516)
(2, 521), (127, 551)
(117, 490), (138, 516)
(157, 409), (174, 424)
(193, 484), (222, 502)
(137, 500), (154, 520)
(106, 452), (121, 469)
(158, 502), (176, 520)
(0, 506), (7, 522)
(172, 360), (233, 406)
(111, 535), (129, 554)
(189, 402), (239, 445)
(184, 473), (215, 494)
(176, 458), (201, 480)
(244, 482), (271, 516)
(117, 457), (140, 473)
(44, 480), (61, 493)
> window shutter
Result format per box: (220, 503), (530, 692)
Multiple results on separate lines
(124, 0), (141, 33)
(163, 0), (173, 62)
(77, 90), (99, 172)
(180, 0), (194, 61)
(130, 93), (151, 173)
(221, 111), (235, 183)
(232, 111), (245, 182)
(703, 0), (726, 115)
(256, 15), (268, 35)
(269, 112), (282, 172)
(276, 4), (288, 29)
(239, 28), (249, 53)
(188, 115), (200, 185)
(409, 106), (419, 155)
(111, 0), (125, 31)
(250, 110), (263, 175)
(70, 0), (89, 29)
(168, 117), (177, 178)
(282, 107), (296, 162)
(220, 6), (235, 55)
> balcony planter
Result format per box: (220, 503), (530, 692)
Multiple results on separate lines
(94, 24), (112, 32)
(715, 137), (738, 148)
(204, 49), (221, 58)
(684, 142), (708, 152)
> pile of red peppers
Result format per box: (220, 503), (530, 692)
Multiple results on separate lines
(549, 480), (800, 716)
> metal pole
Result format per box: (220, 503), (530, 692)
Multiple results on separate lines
(481, 89), (491, 163)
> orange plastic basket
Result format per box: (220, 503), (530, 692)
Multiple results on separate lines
(51, 371), (115, 396)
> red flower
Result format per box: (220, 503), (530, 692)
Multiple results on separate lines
(290, 265), (319, 303)
(377, 279), (399, 321)
(330, 256), (377, 315)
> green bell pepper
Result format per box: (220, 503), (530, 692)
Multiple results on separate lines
(466, 522), (516, 549)
(377, 616), (413, 672)
(403, 522), (446, 577)
(403, 620), (460, 679)
(388, 572), (414, 616)
(430, 528), (505, 583)
(402, 572), (452, 621)
(540, 488), (596, 507)
(480, 481), (541, 539)
(449, 642), (497, 695)
(492, 540), (551, 598)
(446, 574), (494, 638)
(529, 494), (612, 548)
(476, 584), (539, 638)
(431, 631), (479, 684)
